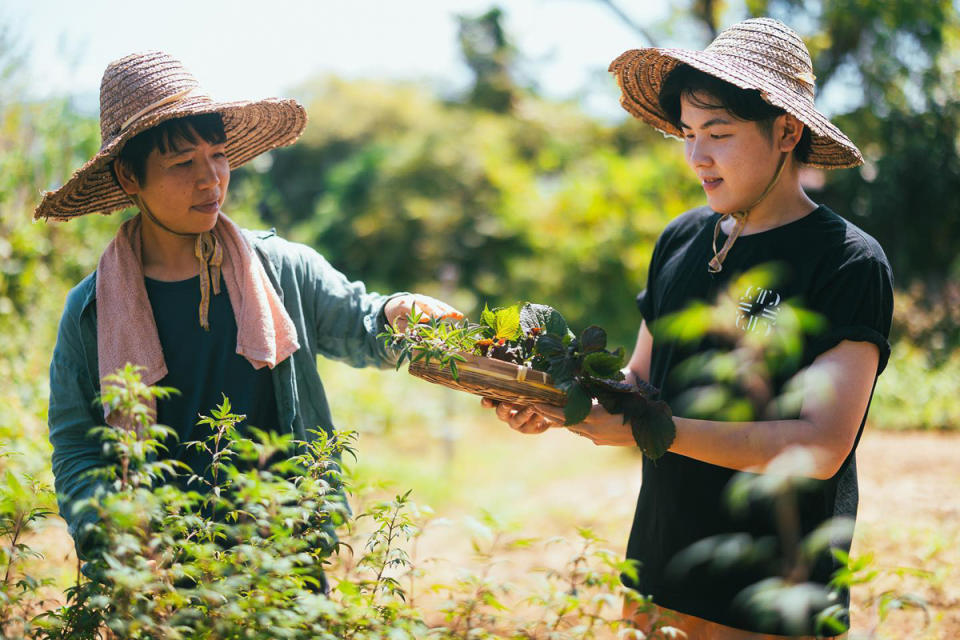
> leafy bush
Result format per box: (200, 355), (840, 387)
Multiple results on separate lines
(870, 341), (960, 431)
(0, 372), (942, 638)
(0, 450), (55, 640)
(3, 366), (660, 639)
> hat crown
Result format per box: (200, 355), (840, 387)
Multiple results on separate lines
(98, 51), (211, 142)
(705, 17), (815, 99)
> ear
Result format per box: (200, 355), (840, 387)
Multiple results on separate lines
(113, 158), (141, 196)
(776, 113), (805, 153)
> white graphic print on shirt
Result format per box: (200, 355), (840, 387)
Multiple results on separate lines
(736, 286), (782, 335)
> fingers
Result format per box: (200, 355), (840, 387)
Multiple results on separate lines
(533, 403), (567, 423)
(485, 400), (553, 434)
(412, 296), (464, 322)
(387, 295), (463, 331)
(483, 398), (599, 443)
(512, 406), (553, 434)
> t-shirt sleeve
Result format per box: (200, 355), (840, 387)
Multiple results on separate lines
(805, 254), (894, 375)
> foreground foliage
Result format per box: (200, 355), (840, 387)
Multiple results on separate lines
(1, 366), (659, 639)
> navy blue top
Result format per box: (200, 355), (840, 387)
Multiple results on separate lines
(144, 275), (279, 488)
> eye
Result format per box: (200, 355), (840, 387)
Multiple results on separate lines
(710, 134), (731, 140)
(175, 159), (193, 167)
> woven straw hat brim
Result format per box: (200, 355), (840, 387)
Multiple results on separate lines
(34, 97), (306, 220)
(609, 47), (863, 170)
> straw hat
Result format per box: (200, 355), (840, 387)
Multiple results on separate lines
(609, 17), (862, 169)
(34, 51), (307, 220)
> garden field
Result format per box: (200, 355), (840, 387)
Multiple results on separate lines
(21, 362), (960, 639)
(4, 2), (960, 636)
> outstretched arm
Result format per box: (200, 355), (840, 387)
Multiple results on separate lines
(532, 339), (879, 480)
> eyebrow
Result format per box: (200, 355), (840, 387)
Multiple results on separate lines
(678, 117), (733, 130)
(163, 144), (197, 158)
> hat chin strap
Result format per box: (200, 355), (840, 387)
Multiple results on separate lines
(707, 151), (790, 274)
(132, 194), (222, 331)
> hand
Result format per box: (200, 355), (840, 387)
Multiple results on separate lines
(385, 294), (463, 331)
(532, 402), (637, 447)
(481, 398), (557, 435)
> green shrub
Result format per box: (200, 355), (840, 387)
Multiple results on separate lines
(870, 340), (960, 431)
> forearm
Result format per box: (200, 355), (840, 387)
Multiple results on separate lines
(671, 416), (839, 479)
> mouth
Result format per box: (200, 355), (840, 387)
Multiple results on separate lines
(191, 198), (221, 214)
(701, 177), (723, 192)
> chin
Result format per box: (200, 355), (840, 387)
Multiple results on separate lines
(706, 198), (732, 214)
(192, 212), (220, 233)
(706, 196), (747, 216)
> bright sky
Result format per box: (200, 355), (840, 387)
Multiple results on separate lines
(6, 0), (684, 118)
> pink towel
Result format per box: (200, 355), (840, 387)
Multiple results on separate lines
(96, 213), (300, 427)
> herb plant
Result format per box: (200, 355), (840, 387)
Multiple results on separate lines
(383, 302), (676, 460)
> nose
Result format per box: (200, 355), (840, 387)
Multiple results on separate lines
(195, 151), (223, 189)
(686, 138), (712, 169)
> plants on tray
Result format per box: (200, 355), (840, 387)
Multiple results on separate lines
(381, 302), (676, 459)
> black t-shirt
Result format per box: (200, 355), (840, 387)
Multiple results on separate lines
(144, 276), (279, 490)
(629, 205), (893, 635)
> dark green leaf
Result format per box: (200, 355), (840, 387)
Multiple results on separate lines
(535, 333), (565, 358)
(563, 383), (593, 425)
(587, 380), (675, 460)
(546, 355), (576, 387)
(630, 399), (675, 460)
(580, 325), (607, 353)
(581, 351), (625, 379)
(519, 303), (570, 337)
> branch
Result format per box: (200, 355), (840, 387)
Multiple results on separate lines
(594, 0), (659, 47)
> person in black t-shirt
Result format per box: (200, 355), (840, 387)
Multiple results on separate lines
(486, 18), (892, 638)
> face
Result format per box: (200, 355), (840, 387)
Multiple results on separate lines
(679, 92), (784, 214)
(117, 130), (230, 234)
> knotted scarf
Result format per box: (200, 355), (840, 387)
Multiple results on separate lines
(95, 212), (300, 427)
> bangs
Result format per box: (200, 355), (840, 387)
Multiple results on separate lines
(116, 112), (227, 183)
(156, 113), (228, 154)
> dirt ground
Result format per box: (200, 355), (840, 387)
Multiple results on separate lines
(375, 428), (960, 639)
(847, 431), (960, 639)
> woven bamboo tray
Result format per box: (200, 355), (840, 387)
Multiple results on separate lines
(408, 352), (567, 407)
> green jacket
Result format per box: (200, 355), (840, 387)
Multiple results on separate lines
(48, 228), (397, 555)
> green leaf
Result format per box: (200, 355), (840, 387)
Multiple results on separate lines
(580, 326), (607, 353)
(588, 381), (675, 460)
(630, 399), (676, 460)
(493, 304), (522, 341)
(519, 303), (569, 336)
(547, 355), (576, 387)
(535, 333), (565, 358)
(563, 383), (593, 425)
(581, 351), (624, 379)
(480, 303), (496, 329)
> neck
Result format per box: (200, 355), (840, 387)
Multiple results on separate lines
(139, 214), (201, 281)
(722, 162), (817, 236)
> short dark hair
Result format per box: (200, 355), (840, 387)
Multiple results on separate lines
(658, 64), (812, 163)
(115, 113), (227, 185)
